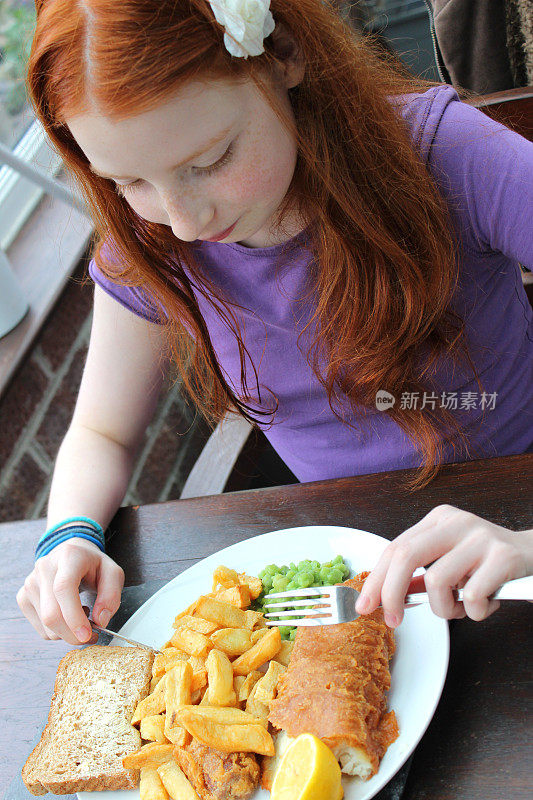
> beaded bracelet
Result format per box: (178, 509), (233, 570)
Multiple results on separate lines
(35, 516), (105, 561)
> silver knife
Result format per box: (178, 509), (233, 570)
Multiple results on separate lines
(82, 605), (161, 653)
(88, 619), (162, 653)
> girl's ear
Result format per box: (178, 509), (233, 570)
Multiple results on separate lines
(269, 23), (305, 89)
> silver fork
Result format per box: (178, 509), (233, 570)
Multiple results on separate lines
(263, 576), (533, 626)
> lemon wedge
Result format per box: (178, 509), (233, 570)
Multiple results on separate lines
(270, 733), (343, 800)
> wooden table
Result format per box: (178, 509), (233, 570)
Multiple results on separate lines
(1, 453), (532, 800)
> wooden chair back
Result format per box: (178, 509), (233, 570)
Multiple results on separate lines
(474, 86), (533, 141)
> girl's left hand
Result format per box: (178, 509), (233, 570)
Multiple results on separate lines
(355, 504), (533, 627)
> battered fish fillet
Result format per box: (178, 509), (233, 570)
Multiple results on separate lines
(173, 738), (260, 800)
(267, 574), (399, 783)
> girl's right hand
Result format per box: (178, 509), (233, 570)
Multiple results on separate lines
(16, 538), (125, 646)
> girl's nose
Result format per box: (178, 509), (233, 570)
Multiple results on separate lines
(162, 192), (214, 242)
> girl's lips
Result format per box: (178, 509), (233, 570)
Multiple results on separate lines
(203, 219), (238, 242)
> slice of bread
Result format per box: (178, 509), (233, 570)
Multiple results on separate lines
(22, 645), (154, 795)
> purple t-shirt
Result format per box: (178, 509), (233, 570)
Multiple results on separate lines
(89, 86), (533, 481)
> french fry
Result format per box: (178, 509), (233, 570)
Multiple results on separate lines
(179, 615), (218, 635)
(172, 598), (201, 626)
(157, 761), (199, 800)
(122, 742), (174, 769)
(132, 691), (166, 725)
(187, 655), (206, 672)
(158, 661), (207, 736)
(191, 668), (208, 692)
(164, 725), (191, 747)
(254, 661), (285, 706)
(176, 707), (274, 755)
(210, 627), (253, 657)
(273, 640), (294, 667)
(212, 567), (262, 599)
(140, 714), (167, 744)
(152, 648), (190, 678)
(214, 585), (251, 609)
(245, 681), (269, 724)
(191, 686), (205, 704)
(237, 572), (263, 599)
(176, 704), (267, 727)
(140, 767), (169, 800)
(232, 627), (282, 675)
(250, 628), (268, 644)
(233, 675), (246, 697)
(165, 662), (192, 723)
(152, 672), (169, 695)
(235, 670), (262, 702)
(206, 649), (237, 706)
(170, 627), (211, 657)
(245, 609), (266, 629)
(163, 661), (192, 748)
(195, 597), (248, 629)
(212, 565), (239, 590)
(199, 686), (211, 705)
(150, 676), (161, 692)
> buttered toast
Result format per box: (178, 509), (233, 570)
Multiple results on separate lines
(22, 646), (154, 795)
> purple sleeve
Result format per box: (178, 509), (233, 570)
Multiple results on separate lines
(428, 98), (533, 268)
(88, 240), (164, 324)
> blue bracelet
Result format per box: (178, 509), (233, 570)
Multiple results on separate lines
(37, 523), (102, 550)
(36, 532), (105, 560)
(35, 517), (105, 561)
(37, 516), (104, 545)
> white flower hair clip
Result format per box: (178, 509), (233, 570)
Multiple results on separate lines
(208, 0), (276, 59)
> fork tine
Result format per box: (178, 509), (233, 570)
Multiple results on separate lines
(266, 618), (336, 627)
(263, 597), (331, 608)
(263, 587), (331, 599)
(264, 608), (332, 619)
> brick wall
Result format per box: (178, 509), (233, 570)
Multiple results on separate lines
(0, 255), (211, 523)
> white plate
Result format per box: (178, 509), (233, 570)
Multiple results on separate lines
(79, 525), (449, 800)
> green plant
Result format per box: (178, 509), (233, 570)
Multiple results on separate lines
(0, 1), (37, 115)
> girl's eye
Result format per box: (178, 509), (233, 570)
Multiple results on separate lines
(192, 141), (235, 176)
(113, 140), (235, 196)
(114, 179), (142, 197)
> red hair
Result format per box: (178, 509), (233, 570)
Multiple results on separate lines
(28, 0), (484, 489)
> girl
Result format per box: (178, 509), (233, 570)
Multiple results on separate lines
(17, 0), (532, 646)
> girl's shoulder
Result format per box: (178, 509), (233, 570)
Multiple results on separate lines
(393, 83), (532, 180)
(392, 84), (463, 162)
(397, 86), (533, 266)
(88, 240), (165, 324)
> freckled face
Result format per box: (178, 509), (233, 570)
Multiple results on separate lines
(66, 77), (302, 248)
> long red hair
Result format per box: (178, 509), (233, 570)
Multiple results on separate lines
(28, 0), (484, 489)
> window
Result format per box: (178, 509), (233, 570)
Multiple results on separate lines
(0, 0), (35, 149)
(0, 1), (65, 250)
